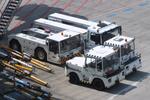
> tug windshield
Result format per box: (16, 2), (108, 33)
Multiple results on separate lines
(49, 40), (59, 54)
(102, 26), (121, 42)
(121, 41), (134, 56)
(103, 54), (119, 74)
(91, 26), (121, 44)
(60, 35), (81, 53)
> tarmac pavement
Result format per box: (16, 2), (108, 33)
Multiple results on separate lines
(1, 0), (150, 100)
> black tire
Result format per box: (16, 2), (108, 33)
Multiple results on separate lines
(9, 39), (21, 52)
(133, 67), (137, 72)
(35, 48), (47, 61)
(0, 63), (4, 72)
(69, 73), (80, 84)
(92, 79), (105, 91)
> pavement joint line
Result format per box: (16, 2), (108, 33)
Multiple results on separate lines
(89, 0), (145, 19)
(107, 72), (150, 100)
(83, 0), (104, 17)
(107, 13), (117, 18)
(85, 0), (127, 17)
(107, 81), (139, 100)
(106, 12), (117, 22)
(122, 8), (133, 14)
(73, 0), (89, 13)
(138, 2), (148, 7)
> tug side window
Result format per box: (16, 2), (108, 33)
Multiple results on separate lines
(97, 61), (102, 71)
(89, 62), (96, 68)
(88, 58), (96, 68)
(49, 40), (59, 54)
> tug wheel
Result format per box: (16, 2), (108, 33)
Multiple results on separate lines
(92, 79), (105, 91)
(133, 67), (137, 72)
(35, 48), (47, 61)
(69, 73), (80, 84)
(9, 39), (21, 52)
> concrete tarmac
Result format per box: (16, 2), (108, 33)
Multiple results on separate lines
(0, 0), (150, 100)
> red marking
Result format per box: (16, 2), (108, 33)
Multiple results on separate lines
(40, 0), (60, 18)
(63, 0), (74, 10)
(12, 0), (46, 31)
(74, 0), (89, 13)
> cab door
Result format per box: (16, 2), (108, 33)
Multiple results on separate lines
(81, 59), (97, 82)
(47, 40), (60, 64)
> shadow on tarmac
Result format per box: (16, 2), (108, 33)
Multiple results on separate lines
(0, 72), (14, 99)
(5, 4), (88, 67)
(125, 70), (149, 82)
(8, 3), (88, 34)
(71, 70), (149, 95)
(105, 70), (149, 95)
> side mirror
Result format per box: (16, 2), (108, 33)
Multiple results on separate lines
(85, 63), (88, 68)
(46, 40), (49, 46)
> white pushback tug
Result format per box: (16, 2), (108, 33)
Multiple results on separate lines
(33, 18), (95, 50)
(8, 29), (82, 64)
(65, 45), (125, 90)
(48, 13), (122, 44)
(48, 13), (142, 77)
(104, 35), (142, 75)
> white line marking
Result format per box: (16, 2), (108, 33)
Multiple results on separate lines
(107, 81), (139, 100)
(108, 71), (150, 100)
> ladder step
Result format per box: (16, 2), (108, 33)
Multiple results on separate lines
(4, 10), (13, 14)
(0, 29), (4, 32)
(2, 16), (10, 19)
(8, 6), (16, 10)
(0, 27), (6, 30)
(0, 19), (8, 22)
(3, 13), (12, 17)
(0, 28), (6, 31)
(10, 1), (18, 4)
(0, 24), (6, 27)
(0, 23), (6, 26)
(0, 26), (6, 29)
(2, 16), (11, 20)
(0, 27), (5, 30)
(1, 19), (9, 22)
(0, 24), (6, 26)
(5, 9), (15, 13)
(0, 20), (8, 23)
(6, 8), (14, 11)
(7, 7), (15, 10)
(0, 25), (6, 28)
(0, 26), (6, 30)
(0, 31), (5, 33)
(10, 2), (18, 5)
(9, 4), (17, 8)
(0, 27), (6, 29)
(0, 23), (7, 26)
(0, 0), (22, 35)
(4, 11), (13, 14)
(11, 1), (20, 4)
(1, 18), (9, 21)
